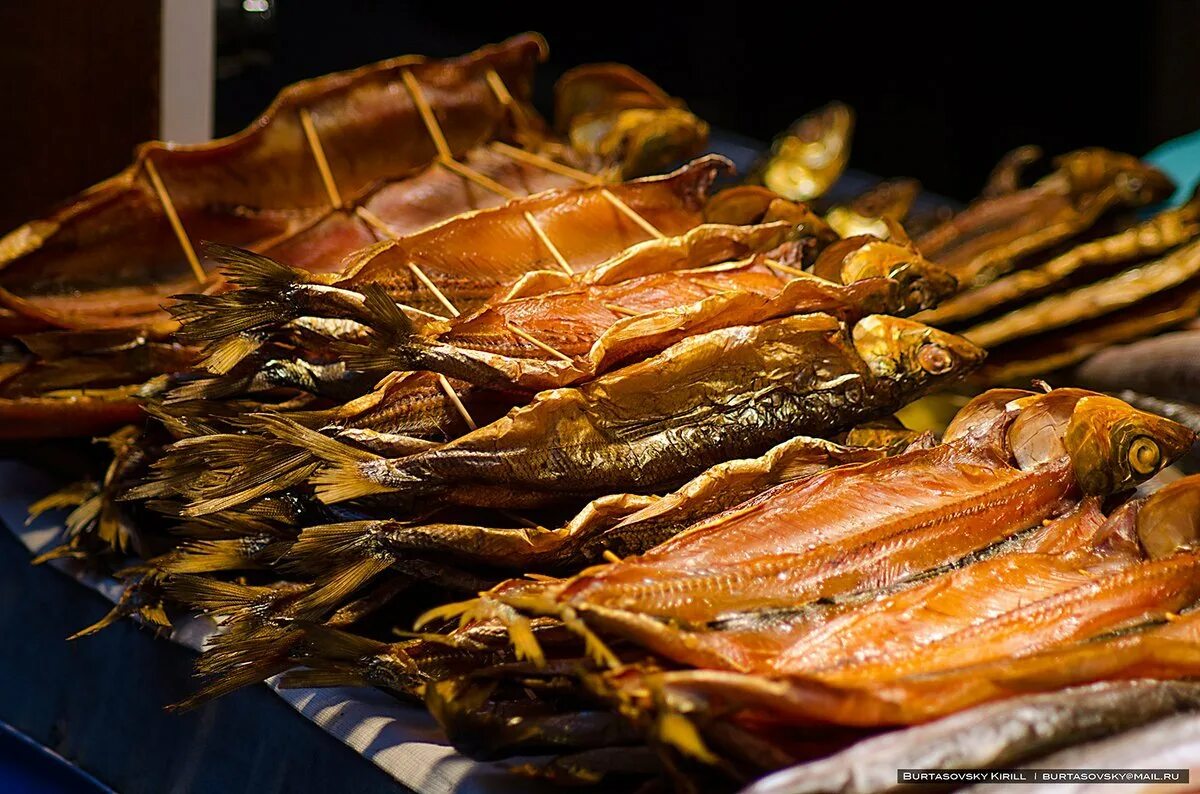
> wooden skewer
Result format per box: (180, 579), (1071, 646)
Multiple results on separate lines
(603, 303), (640, 317)
(397, 303), (450, 323)
(354, 207), (458, 322)
(505, 321), (573, 363)
(600, 189), (664, 239)
(764, 259), (809, 278)
(602, 550), (623, 564)
(299, 109), (343, 209)
(483, 68), (533, 133)
(407, 261), (460, 317)
(438, 156), (518, 200)
(401, 69), (453, 162)
(354, 206), (400, 240)
(144, 158), (205, 283)
(490, 141), (600, 185)
(523, 211), (573, 275)
(693, 278), (736, 293)
(437, 374), (477, 431)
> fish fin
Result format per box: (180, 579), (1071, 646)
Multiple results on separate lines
(251, 413), (379, 465)
(286, 521), (387, 573)
(199, 333), (265, 375)
(289, 557), (395, 619)
(165, 574), (275, 616)
(311, 461), (397, 503)
(279, 668), (371, 689)
(169, 245), (310, 341)
(655, 712), (719, 765)
(27, 480), (98, 524)
(359, 283), (415, 338)
(202, 243), (309, 290)
(157, 538), (287, 574)
(172, 625), (299, 711)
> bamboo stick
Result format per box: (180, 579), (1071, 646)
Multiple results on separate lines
(144, 159), (205, 283)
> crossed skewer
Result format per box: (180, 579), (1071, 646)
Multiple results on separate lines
(142, 65), (668, 432)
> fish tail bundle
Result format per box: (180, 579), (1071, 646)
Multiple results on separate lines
(157, 534), (291, 575)
(171, 623), (303, 711)
(283, 524), (397, 618)
(169, 244), (350, 374)
(277, 623), (407, 691)
(170, 245), (312, 339)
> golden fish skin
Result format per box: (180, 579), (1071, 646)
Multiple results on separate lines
(307, 314), (982, 507)
(477, 390), (1188, 655)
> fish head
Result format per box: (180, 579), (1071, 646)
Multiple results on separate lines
(851, 316), (985, 386)
(1055, 149), (1175, 205)
(839, 240), (959, 313)
(1065, 394), (1196, 494)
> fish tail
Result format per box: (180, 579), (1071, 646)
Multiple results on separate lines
(291, 558), (396, 619)
(331, 284), (428, 373)
(286, 521), (389, 573)
(26, 480), (98, 524)
(278, 624), (403, 690)
(183, 445), (319, 517)
(172, 624), (300, 710)
(169, 245), (311, 341)
(197, 332), (266, 375)
(165, 574), (278, 618)
(161, 373), (253, 404)
(310, 460), (395, 503)
(158, 536), (289, 574)
(69, 574), (171, 640)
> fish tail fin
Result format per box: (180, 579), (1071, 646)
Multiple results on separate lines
(278, 623), (406, 690)
(169, 245), (310, 342)
(360, 283), (417, 337)
(171, 624), (299, 711)
(165, 574), (280, 618)
(310, 461), (395, 503)
(291, 557), (396, 619)
(158, 536), (289, 574)
(197, 332), (266, 375)
(69, 574), (171, 640)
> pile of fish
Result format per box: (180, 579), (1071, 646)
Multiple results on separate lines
(904, 146), (1193, 384)
(0, 33), (708, 439)
(6, 34), (1200, 794)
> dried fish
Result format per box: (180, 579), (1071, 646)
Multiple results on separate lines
(918, 199), (1200, 327)
(292, 314), (980, 508)
(755, 103), (854, 202)
(917, 149), (1173, 289)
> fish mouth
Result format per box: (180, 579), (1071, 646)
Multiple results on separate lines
(1066, 394), (1198, 494)
(851, 315), (985, 380)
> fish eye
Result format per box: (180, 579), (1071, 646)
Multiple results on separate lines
(1127, 436), (1161, 476)
(917, 343), (954, 374)
(1117, 172), (1144, 196)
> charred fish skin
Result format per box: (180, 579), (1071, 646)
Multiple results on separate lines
(742, 681), (1200, 794)
(316, 314), (982, 506)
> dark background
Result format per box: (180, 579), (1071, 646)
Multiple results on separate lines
(215, 1), (1200, 200)
(2, 1), (1199, 232)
